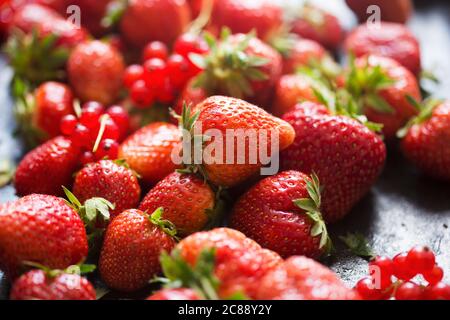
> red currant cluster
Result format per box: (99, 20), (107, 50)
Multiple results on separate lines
(124, 33), (209, 108)
(60, 102), (130, 165)
(355, 246), (449, 300)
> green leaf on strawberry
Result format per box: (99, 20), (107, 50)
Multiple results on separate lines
(339, 232), (376, 261)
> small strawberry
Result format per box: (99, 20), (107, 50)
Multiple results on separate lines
(346, 22), (421, 75)
(99, 208), (177, 292)
(14, 136), (81, 197)
(118, 122), (181, 186)
(281, 38), (327, 75)
(10, 266), (96, 300)
(230, 171), (331, 259)
(147, 288), (201, 300)
(281, 101), (386, 222)
(0, 194), (88, 278)
(67, 40), (125, 105)
(256, 256), (360, 300)
(345, 0), (413, 24)
(73, 160), (141, 219)
(191, 30), (282, 106)
(345, 55), (422, 139)
(139, 172), (215, 236)
(180, 96), (295, 188)
(399, 100), (450, 181)
(291, 3), (344, 51)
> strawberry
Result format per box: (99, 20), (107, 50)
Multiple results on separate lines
(180, 96), (295, 188)
(14, 136), (81, 197)
(99, 208), (177, 292)
(139, 172), (215, 236)
(291, 3), (344, 51)
(147, 288), (201, 300)
(10, 268), (96, 300)
(345, 0), (413, 24)
(345, 55), (421, 139)
(280, 101), (386, 222)
(163, 228), (282, 299)
(118, 122), (181, 186)
(192, 31), (282, 106)
(118, 0), (191, 48)
(282, 38), (327, 75)
(0, 194), (88, 278)
(345, 22), (421, 75)
(73, 160), (141, 219)
(230, 171), (331, 259)
(256, 256), (360, 300)
(67, 40), (125, 105)
(400, 100), (450, 181)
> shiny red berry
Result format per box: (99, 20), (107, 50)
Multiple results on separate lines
(167, 53), (191, 89)
(143, 58), (167, 87)
(157, 81), (175, 104)
(95, 139), (119, 160)
(143, 41), (168, 61)
(73, 124), (92, 148)
(124, 64), (145, 88)
(174, 33), (209, 57)
(106, 105), (129, 139)
(60, 114), (78, 136)
(406, 246), (436, 274)
(369, 256), (394, 289)
(355, 277), (384, 300)
(103, 117), (120, 141)
(130, 80), (154, 107)
(423, 265), (444, 285)
(395, 282), (424, 300)
(80, 151), (95, 166)
(393, 252), (416, 281)
(80, 102), (104, 129)
(424, 282), (450, 300)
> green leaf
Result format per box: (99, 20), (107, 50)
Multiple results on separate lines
(101, 0), (128, 28)
(293, 199), (317, 214)
(63, 186), (82, 209)
(189, 53), (207, 69)
(149, 207), (179, 239)
(339, 232), (376, 260)
(0, 160), (15, 187)
(365, 93), (395, 114)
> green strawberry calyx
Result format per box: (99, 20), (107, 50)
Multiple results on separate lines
(339, 232), (376, 261)
(101, 0), (128, 29)
(22, 261), (96, 278)
(0, 159), (15, 188)
(148, 207), (179, 240)
(190, 27), (270, 99)
(293, 173), (333, 255)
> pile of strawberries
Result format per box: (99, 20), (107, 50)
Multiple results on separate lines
(0, 0), (449, 301)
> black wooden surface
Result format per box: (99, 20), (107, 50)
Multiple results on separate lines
(0, 0), (449, 299)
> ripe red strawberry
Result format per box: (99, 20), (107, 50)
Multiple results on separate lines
(281, 101), (386, 222)
(119, 0), (191, 48)
(67, 40), (125, 105)
(192, 32), (282, 107)
(73, 160), (141, 219)
(401, 101), (450, 181)
(168, 228), (282, 299)
(256, 256), (360, 300)
(291, 4), (344, 51)
(346, 55), (421, 139)
(181, 96), (295, 188)
(15, 136), (81, 197)
(118, 122), (181, 186)
(230, 171), (331, 259)
(346, 22), (421, 75)
(0, 194), (88, 278)
(10, 269), (96, 300)
(345, 0), (413, 24)
(282, 38), (327, 75)
(139, 172), (215, 236)
(99, 208), (177, 292)
(147, 288), (201, 300)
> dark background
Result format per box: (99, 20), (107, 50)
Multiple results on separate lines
(0, 0), (449, 299)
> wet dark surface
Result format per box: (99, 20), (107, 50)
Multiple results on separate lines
(0, 0), (449, 299)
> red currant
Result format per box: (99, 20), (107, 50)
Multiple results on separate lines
(95, 139), (119, 160)
(174, 33), (209, 57)
(102, 117), (120, 141)
(60, 114), (78, 136)
(106, 105), (129, 139)
(369, 256), (394, 289)
(80, 102), (104, 129)
(424, 282), (450, 300)
(80, 151), (95, 166)
(355, 277), (384, 300)
(395, 282), (424, 300)
(124, 64), (145, 88)
(143, 58), (167, 87)
(423, 265), (444, 285)
(157, 80), (176, 104)
(72, 124), (92, 149)
(143, 41), (168, 61)
(393, 252), (416, 281)
(406, 246), (436, 274)
(130, 80), (154, 107)
(167, 53), (191, 89)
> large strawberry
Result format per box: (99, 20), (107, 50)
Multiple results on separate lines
(118, 122), (181, 186)
(147, 288), (201, 300)
(191, 31), (282, 107)
(163, 228), (282, 299)
(15, 136), (81, 197)
(73, 160), (141, 219)
(0, 194), (88, 278)
(10, 268), (96, 300)
(345, 0), (413, 24)
(256, 256), (360, 300)
(180, 96), (295, 188)
(280, 101), (386, 222)
(400, 100), (450, 181)
(67, 40), (125, 105)
(345, 22), (421, 75)
(99, 208), (177, 292)
(291, 3), (343, 51)
(117, 0), (191, 48)
(230, 171), (331, 259)
(139, 172), (215, 236)
(345, 55), (421, 139)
